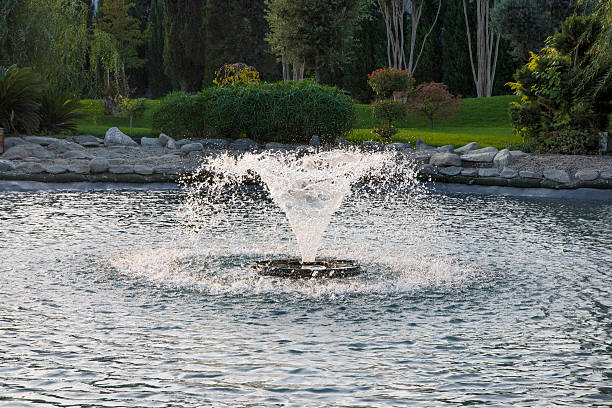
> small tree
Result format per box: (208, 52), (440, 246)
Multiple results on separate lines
(118, 96), (147, 136)
(213, 63), (260, 87)
(406, 82), (461, 129)
(368, 67), (414, 98)
(371, 100), (407, 139)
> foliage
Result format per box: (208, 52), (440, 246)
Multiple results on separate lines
(405, 82), (461, 129)
(152, 80), (355, 143)
(372, 124), (398, 139)
(367, 67), (414, 98)
(507, 14), (611, 154)
(38, 88), (82, 133)
(119, 96), (147, 135)
(578, 0), (612, 99)
(164, 0), (206, 92)
(213, 64), (260, 87)
(148, 0), (172, 97)
(0, 65), (45, 134)
(371, 100), (407, 127)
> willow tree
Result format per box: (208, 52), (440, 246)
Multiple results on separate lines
(462, 0), (501, 97)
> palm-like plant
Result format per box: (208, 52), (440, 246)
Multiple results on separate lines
(0, 65), (45, 134)
(39, 88), (82, 133)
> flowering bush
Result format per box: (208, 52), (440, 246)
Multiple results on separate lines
(367, 67), (414, 98)
(213, 63), (260, 87)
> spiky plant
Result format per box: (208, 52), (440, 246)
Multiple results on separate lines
(38, 88), (82, 133)
(0, 65), (45, 134)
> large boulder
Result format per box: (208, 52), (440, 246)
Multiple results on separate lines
(600, 171), (612, 180)
(104, 127), (138, 147)
(493, 149), (513, 168)
(429, 152), (462, 167)
(0, 159), (16, 172)
(519, 170), (542, 179)
(3, 137), (26, 150)
(439, 166), (462, 176)
(140, 137), (163, 148)
(416, 138), (434, 151)
(454, 142), (478, 154)
(181, 143), (204, 154)
(461, 147), (498, 163)
(73, 135), (103, 147)
(500, 167), (518, 178)
(574, 169), (599, 181)
(47, 139), (86, 154)
(2, 143), (54, 160)
(23, 136), (57, 146)
(158, 133), (176, 149)
(89, 157), (110, 173)
(15, 162), (44, 173)
(543, 169), (571, 184)
(232, 138), (259, 151)
(478, 168), (500, 177)
(436, 145), (454, 153)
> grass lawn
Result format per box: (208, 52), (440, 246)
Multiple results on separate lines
(76, 95), (520, 149)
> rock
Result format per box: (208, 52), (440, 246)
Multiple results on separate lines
(462, 147), (499, 163)
(600, 171), (612, 180)
(140, 137), (163, 148)
(500, 167), (518, 178)
(478, 168), (500, 177)
(416, 138), (434, 151)
(134, 165), (154, 175)
(3, 137), (26, 150)
(417, 163), (438, 175)
(174, 139), (192, 148)
(22, 157), (40, 162)
(510, 150), (527, 157)
(47, 139), (87, 155)
(104, 127), (138, 147)
(154, 165), (181, 175)
(158, 133), (174, 147)
(454, 142), (478, 154)
(386, 142), (407, 151)
(108, 158), (125, 166)
(362, 140), (383, 151)
(429, 152), (462, 167)
(493, 149), (513, 168)
(61, 150), (93, 160)
(336, 137), (353, 147)
(188, 151), (204, 159)
(543, 169), (571, 184)
(2, 143), (54, 160)
(310, 135), (320, 149)
(232, 138), (259, 151)
(23, 136), (57, 146)
(15, 162), (44, 173)
(201, 138), (230, 149)
(67, 163), (90, 174)
(166, 139), (177, 149)
(519, 170), (542, 179)
(109, 165), (134, 174)
(73, 135), (103, 147)
(461, 168), (478, 177)
(436, 145), (454, 153)
(575, 169), (599, 181)
(0, 159), (16, 172)
(181, 143), (204, 154)
(89, 157), (109, 173)
(440, 166), (462, 176)
(265, 142), (286, 150)
(44, 164), (68, 174)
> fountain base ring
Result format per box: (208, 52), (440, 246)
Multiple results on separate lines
(254, 259), (363, 279)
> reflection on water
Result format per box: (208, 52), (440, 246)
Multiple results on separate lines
(0, 185), (611, 407)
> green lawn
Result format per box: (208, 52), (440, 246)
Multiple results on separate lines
(76, 95), (520, 148)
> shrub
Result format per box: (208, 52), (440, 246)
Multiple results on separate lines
(405, 82), (461, 129)
(213, 63), (260, 87)
(367, 67), (414, 98)
(38, 88), (82, 133)
(371, 100), (407, 127)
(372, 125), (398, 139)
(119, 97), (147, 135)
(152, 80), (355, 144)
(0, 65), (45, 134)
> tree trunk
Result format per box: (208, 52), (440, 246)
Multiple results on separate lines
(378, 0), (407, 70)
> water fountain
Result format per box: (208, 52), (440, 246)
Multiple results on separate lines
(183, 148), (415, 278)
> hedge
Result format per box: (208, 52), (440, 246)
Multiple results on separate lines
(152, 80), (356, 144)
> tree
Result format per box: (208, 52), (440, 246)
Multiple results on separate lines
(148, 0), (171, 97)
(462, 0), (501, 97)
(405, 82), (461, 128)
(265, 0), (364, 82)
(163, 0), (206, 91)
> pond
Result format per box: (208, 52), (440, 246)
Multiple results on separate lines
(1, 182), (611, 407)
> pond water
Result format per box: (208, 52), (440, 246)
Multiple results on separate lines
(1, 183), (611, 407)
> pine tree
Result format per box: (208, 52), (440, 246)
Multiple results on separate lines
(148, 0), (170, 96)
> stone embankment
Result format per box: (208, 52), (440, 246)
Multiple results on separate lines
(0, 127), (611, 189)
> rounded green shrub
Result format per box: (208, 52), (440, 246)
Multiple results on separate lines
(371, 100), (407, 127)
(367, 68), (414, 98)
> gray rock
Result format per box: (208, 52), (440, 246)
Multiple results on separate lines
(166, 139), (177, 149)
(188, 151), (204, 159)
(336, 137), (353, 147)
(519, 170), (542, 179)
(493, 149), (513, 168)
(232, 138), (259, 151)
(461, 168), (478, 177)
(109, 165), (134, 174)
(436, 145), (454, 153)
(2, 143), (54, 160)
(430, 152), (462, 167)
(417, 163), (438, 175)
(310, 135), (320, 149)
(575, 169), (599, 181)
(104, 127), (138, 147)
(140, 137), (163, 148)
(61, 150), (93, 160)
(416, 138), (434, 151)
(462, 147), (499, 163)
(89, 157), (110, 173)
(454, 142), (478, 154)
(134, 165), (154, 175)
(67, 163), (90, 174)
(201, 138), (230, 149)
(108, 159), (125, 166)
(478, 168), (500, 177)
(3, 137), (26, 150)
(15, 162), (44, 173)
(600, 171), (612, 180)
(23, 136), (57, 146)
(510, 150), (527, 157)
(47, 139), (86, 155)
(73, 135), (102, 146)
(45, 164), (68, 174)
(500, 167), (518, 178)
(543, 169), (571, 184)
(174, 139), (193, 148)
(440, 166), (462, 176)
(181, 143), (204, 154)
(386, 142), (406, 151)
(158, 133), (174, 147)
(265, 142), (286, 150)
(154, 165), (181, 175)
(0, 159), (16, 172)
(362, 140), (383, 151)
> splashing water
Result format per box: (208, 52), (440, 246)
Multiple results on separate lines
(183, 148), (418, 263)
